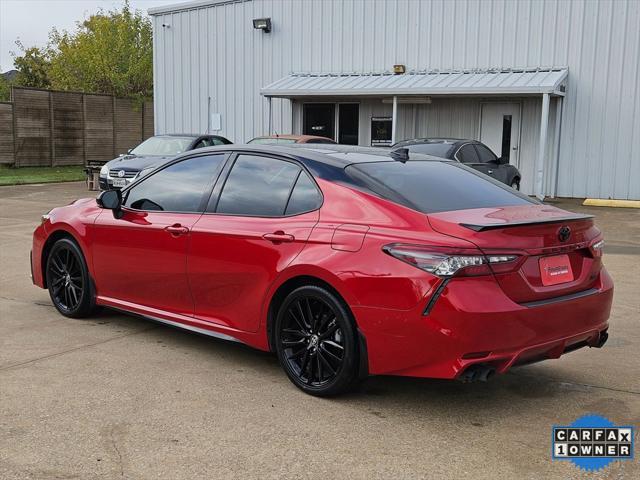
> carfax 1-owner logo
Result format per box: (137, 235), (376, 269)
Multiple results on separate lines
(552, 415), (635, 472)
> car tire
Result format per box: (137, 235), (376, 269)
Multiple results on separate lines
(45, 238), (97, 318)
(274, 285), (359, 396)
(511, 179), (520, 190)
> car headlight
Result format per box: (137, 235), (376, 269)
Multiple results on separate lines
(135, 167), (154, 180)
(100, 164), (109, 177)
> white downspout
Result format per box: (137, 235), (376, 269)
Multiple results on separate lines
(550, 96), (563, 198)
(391, 95), (398, 145)
(535, 93), (550, 200)
(267, 97), (272, 136)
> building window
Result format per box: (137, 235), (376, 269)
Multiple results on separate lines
(371, 117), (392, 146)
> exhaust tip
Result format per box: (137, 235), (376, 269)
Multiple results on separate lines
(458, 365), (495, 383)
(595, 331), (608, 348)
(477, 367), (495, 382)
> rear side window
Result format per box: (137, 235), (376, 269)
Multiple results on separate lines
(124, 154), (225, 212)
(285, 171), (322, 215)
(456, 144), (480, 163)
(345, 161), (536, 214)
(215, 155), (301, 216)
(474, 144), (498, 163)
(403, 143), (455, 158)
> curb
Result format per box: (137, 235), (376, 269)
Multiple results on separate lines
(582, 199), (640, 209)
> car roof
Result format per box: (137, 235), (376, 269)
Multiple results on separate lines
(156, 133), (223, 138)
(393, 137), (478, 148)
(175, 143), (448, 182)
(250, 134), (334, 142)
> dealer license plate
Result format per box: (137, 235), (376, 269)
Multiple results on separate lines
(539, 254), (574, 286)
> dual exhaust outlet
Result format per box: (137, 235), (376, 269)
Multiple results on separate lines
(457, 365), (496, 383)
(457, 330), (609, 383)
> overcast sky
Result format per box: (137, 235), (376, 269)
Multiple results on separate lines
(0, 0), (185, 72)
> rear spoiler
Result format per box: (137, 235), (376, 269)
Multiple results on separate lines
(460, 214), (594, 232)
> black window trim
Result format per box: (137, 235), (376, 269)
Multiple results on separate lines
(120, 151), (231, 215)
(205, 151), (324, 219)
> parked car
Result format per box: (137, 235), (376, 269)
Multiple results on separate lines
(32, 144), (611, 396)
(99, 134), (232, 190)
(247, 134), (336, 145)
(392, 138), (522, 189)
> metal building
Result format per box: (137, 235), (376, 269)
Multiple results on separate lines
(149, 0), (640, 200)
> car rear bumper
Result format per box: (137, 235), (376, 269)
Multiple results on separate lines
(352, 268), (613, 379)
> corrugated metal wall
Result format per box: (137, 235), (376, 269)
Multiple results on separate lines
(152, 0), (640, 199)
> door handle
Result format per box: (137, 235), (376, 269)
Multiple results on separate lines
(487, 169), (494, 174)
(263, 231), (295, 244)
(165, 224), (189, 236)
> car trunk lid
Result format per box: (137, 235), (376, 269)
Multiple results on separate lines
(427, 204), (603, 303)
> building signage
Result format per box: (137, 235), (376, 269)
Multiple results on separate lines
(371, 117), (392, 147)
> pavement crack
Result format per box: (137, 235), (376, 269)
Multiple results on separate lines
(0, 327), (157, 372)
(510, 371), (640, 396)
(110, 431), (125, 478)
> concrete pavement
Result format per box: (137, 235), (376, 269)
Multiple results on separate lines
(1, 182), (638, 479)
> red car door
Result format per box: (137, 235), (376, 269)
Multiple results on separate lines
(188, 153), (322, 332)
(91, 153), (227, 316)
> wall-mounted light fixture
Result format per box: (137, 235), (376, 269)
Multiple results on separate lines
(253, 18), (272, 33)
(393, 64), (406, 74)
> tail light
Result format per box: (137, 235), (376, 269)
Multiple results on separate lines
(383, 244), (519, 278)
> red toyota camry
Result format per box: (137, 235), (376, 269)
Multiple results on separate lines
(31, 145), (613, 396)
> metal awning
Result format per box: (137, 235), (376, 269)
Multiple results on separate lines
(261, 68), (568, 98)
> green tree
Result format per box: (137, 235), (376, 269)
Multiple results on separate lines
(9, 1), (152, 100)
(12, 42), (51, 89)
(47, 1), (153, 100)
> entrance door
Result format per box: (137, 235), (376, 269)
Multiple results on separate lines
(480, 103), (521, 166)
(338, 104), (359, 145)
(303, 104), (335, 140)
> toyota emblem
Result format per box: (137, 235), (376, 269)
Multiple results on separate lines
(558, 226), (571, 242)
(118, 170), (125, 178)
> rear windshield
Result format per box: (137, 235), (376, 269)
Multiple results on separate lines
(402, 143), (456, 158)
(345, 161), (536, 213)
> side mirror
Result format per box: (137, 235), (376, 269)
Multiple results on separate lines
(97, 189), (124, 218)
(497, 156), (509, 165)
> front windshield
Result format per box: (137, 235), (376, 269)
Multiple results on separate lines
(248, 137), (297, 145)
(130, 136), (193, 156)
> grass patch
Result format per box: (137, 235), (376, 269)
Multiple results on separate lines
(0, 165), (85, 186)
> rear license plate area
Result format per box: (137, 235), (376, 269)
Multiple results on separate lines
(539, 254), (574, 286)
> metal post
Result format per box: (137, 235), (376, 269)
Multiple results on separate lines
(267, 97), (272, 135)
(412, 103), (418, 137)
(550, 96), (563, 198)
(391, 95), (398, 144)
(535, 93), (550, 200)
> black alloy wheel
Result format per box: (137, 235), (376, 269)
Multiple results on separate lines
(275, 285), (358, 396)
(46, 238), (96, 318)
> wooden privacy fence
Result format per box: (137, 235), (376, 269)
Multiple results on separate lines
(1, 87), (154, 167)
